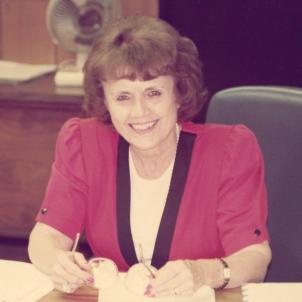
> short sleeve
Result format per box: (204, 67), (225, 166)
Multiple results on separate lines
(36, 118), (88, 239)
(217, 125), (269, 255)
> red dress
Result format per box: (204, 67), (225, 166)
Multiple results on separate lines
(36, 118), (269, 271)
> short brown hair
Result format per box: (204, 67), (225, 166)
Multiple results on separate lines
(83, 15), (208, 124)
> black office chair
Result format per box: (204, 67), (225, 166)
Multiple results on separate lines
(206, 86), (302, 282)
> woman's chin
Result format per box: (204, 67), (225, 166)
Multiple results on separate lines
(128, 138), (159, 153)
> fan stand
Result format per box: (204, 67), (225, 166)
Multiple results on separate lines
(54, 52), (87, 87)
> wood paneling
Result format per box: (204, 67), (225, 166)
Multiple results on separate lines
(0, 75), (83, 236)
(122, 0), (158, 17)
(0, 107), (83, 233)
(0, 0), (55, 64)
(0, 1), (3, 58)
(0, 0), (158, 64)
(0, 107), (75, 232)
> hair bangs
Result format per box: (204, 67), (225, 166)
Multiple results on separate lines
(100, 46), (175, 81)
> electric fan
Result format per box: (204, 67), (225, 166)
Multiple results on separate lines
(46, 0), (121, 86)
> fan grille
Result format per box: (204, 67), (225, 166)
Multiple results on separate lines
(47, 0), (120, 53)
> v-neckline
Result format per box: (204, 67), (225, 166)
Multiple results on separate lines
(116, 130), (196, 268)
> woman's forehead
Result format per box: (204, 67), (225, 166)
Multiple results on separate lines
(103, 75), (175, 91)
(101, 61), (173, 81)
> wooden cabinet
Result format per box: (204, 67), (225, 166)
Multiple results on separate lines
(0, 75), (84, 239)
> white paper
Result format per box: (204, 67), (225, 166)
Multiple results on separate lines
(98, 273), (215, 302)
(0, 60), (56, 83)
(242, 283), (302, 302)
(54, 70), (84, 87)
(0, 260), (54, 302)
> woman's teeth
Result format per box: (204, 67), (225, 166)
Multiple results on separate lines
(130, 121), (157, 131)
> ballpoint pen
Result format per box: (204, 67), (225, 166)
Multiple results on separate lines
(62, 233), (81, 294)
(72, 232), (80, 254)
(138, 243), (156, 278)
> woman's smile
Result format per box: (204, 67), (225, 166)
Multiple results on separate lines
(129, 119), (159, 133)
(103, 75), (178, 154)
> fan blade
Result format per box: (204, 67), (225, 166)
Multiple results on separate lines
(70, 0), (88, 9)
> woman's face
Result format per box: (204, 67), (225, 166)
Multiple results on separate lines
(103, 75), (179, 154)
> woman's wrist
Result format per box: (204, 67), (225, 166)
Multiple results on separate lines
(184, 260), (206, 290)
(185, 258), (228, 290)
(216, 258), (231, 290)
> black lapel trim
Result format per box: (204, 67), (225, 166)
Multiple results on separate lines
(116, 136), (138, 266)
(151, 131), (196, 268)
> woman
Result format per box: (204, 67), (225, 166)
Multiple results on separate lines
(28, 15), (271, 296)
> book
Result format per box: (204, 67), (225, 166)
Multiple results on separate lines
(0, 260), (53, 302)
(0, 60), (56, 83)
(97, 273), (215, 302)
(242, 283), (302, 302)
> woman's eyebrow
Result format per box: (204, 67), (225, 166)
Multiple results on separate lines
(144, 86), (163, 91)
(114, 90), (131, 95)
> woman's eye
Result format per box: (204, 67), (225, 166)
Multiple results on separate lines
(148, 90), (162, 97)
(116, 94), (130, 101)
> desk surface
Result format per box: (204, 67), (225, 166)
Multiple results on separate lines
(38, 286), (242, 302)
(0, 74), (83, 109)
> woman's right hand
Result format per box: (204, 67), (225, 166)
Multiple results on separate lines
(51, 250), (94, 293)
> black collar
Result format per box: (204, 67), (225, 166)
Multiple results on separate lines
(116, 131), (196, 268)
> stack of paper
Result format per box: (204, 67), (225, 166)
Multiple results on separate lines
(242, 283), (302, 302)
(98, 273), (215, 302)
(0, 60), (56, 83)
(54, 70), (84, 87)
(0, 260), (54, 302)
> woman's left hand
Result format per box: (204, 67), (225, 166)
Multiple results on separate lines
(146, 260), (205, 297)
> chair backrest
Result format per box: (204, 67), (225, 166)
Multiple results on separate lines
(206, 86), (302, 282)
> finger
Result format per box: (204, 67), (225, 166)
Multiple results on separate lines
(51, 270), (82, 287)
(154, 281), (194, 297)
(58, 252), (93, 282)
(149, 261), (179, 288)
(52, 262), (84, 285)
(153, 272), (183, 291)
(152, 273), (190, 296)
(149, 261), (194, 297)
(60, 282), (80, 294)
(177, 284), (194, 296)
(150, 260), (188, 288)
(52, 276), (81, 294)
(73, 253), (94, 285)
(73, 252), (92, 271)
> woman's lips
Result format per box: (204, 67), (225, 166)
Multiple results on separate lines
(129, 120), (159, 133)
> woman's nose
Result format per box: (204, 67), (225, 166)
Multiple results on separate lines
(131, 99), (149, 116)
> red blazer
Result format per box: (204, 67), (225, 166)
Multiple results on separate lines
(37, 118), (269, 271)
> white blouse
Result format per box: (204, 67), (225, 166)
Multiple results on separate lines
(129, 151), (175, 265)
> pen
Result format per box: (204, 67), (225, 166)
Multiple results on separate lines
(72, 232), (81, 253)
(138, 243), (156, 278)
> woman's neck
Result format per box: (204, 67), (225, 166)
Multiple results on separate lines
(129, 125), (180, 179)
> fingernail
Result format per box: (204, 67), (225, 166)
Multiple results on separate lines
(144, 284), (152, 296)
(86, 277), (94, 284)
(147, 291), (155, 297)
(144, 289), (155, 297)
(146, 284), (152, 291)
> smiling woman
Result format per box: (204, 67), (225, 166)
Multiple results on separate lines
(28, 15), (271, 298)
(103, 75), (179, 173)
(82, 15), (207, 125)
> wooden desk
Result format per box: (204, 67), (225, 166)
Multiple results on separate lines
(0, 75), (84, 245)
(38, 286), (242, 302)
